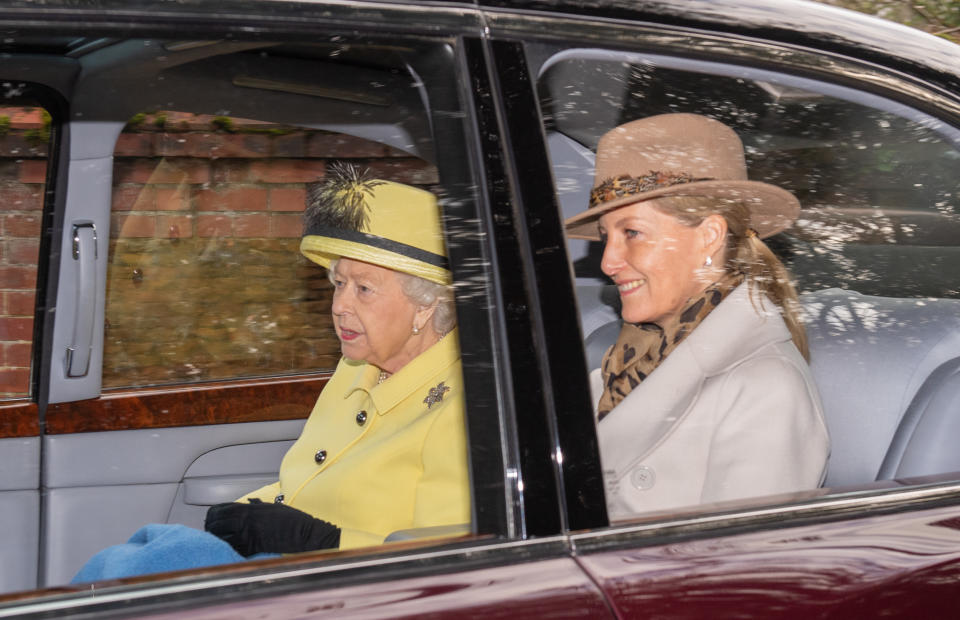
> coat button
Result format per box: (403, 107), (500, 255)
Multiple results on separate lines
(356, 410), (367, 426)
(274, 494), (285, 504)
(314, 449), (327, 464)
(630, 465), (656, 490)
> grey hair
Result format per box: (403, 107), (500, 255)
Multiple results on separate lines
(328, 258), (456, 335)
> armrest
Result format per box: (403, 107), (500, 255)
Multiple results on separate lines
(384, 523), (471, 542)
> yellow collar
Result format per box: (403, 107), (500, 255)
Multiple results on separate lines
(343, 328), (460, 415)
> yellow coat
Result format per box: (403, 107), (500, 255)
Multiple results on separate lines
(240, 330), (470, 549)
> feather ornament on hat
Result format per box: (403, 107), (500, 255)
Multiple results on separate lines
(300, 163), (451, 285)
(304, 162), (383, 234)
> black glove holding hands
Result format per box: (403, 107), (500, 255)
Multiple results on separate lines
(204, 498), (341, 556)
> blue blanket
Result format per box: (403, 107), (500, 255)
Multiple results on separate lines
(71, 524), (277, 583)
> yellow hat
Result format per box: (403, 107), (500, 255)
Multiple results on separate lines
(300, 164), (450, 285)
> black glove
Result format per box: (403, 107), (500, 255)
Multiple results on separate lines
(204, 498), (341, 556)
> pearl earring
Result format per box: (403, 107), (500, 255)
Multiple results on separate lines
(412, 324), (421, 335)
(704, 255), (713, 267)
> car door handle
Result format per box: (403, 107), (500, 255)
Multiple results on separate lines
(183, 476), (278, 505)
(65, 222), (98, 378)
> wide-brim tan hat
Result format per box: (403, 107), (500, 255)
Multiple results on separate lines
(300, 164), (450, 285)
(564, 113), (800, 240)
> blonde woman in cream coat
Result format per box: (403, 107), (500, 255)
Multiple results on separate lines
(566, 113), (829, 518)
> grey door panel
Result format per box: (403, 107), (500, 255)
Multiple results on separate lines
(43, 483), (180, 587)
(0, 438), (40, 594)
(43, 420), (304, 487)
(180, 439), (297, 478)
(0, 490), (40, 595)
(0, 437), (39, 491)
(40, 419), (305, 586)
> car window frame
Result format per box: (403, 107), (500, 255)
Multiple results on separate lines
(485, 7), (960, 541)
(0, 81), (65, 412)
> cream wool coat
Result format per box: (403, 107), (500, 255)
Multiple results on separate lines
(241, 330), (470, 549)
(589, 284), (829, 520)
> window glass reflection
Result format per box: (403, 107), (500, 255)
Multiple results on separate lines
(534, 44), (960, 521)
(537, 49), (960, 298)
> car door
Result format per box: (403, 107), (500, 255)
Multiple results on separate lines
(490, 1), (960, 616)
(0, 1), (617, 615)
(0, 3), (493, 591)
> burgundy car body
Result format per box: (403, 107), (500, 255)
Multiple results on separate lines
(0, 0), (959, 618)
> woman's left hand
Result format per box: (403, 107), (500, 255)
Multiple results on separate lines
(204, 499), (341, 556)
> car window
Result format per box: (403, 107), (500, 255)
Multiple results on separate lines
(0, 102), (50, 399)
(529, 42), (960, 520)
(0, 28), (506, 599)
(77, 34), (486, 559)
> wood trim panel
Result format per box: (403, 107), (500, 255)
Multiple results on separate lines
(45, 373), (331, 434)
(0, 400), (39, 438)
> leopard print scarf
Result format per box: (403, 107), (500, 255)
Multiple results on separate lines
(597, 272), (744, 420)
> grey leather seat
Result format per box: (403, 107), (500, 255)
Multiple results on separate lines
(802, 289), (960, 486)
(877, 356), (960, 480)
(578, 285), (960, 488)
(577, 284), (621, 372)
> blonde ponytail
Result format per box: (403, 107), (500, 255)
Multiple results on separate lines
(735, 229), (809, 360)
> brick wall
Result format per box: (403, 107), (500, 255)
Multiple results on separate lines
(104, 112), (438, 388)
(0, 107), (46, 397)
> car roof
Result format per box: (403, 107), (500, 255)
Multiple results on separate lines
(2, 0), (959, 89)
(477, 0), (960, 94)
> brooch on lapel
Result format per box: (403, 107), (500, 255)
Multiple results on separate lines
(423, 382), (451, 409)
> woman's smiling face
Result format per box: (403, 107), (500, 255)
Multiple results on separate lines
(598, 199), (716, 326)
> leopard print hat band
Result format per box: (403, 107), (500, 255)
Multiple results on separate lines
(588, 172), (713, 209)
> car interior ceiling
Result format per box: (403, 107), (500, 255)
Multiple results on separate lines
(15, 38), (434, 161)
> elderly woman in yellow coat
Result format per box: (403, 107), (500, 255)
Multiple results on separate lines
(203, 165), (470, 554)
(72, 167), (470, 582)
